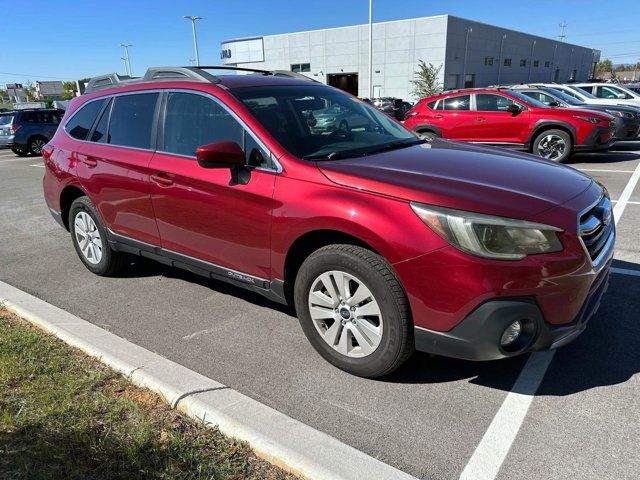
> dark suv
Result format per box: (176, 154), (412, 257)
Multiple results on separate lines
(43, 67), (614, 377)
(0, 109), (64, 156)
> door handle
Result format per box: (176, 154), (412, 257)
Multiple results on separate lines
(80, 155), (98, 168)
(151, 172), (174, 186)
(475, 116), (486, 122)
(435, 114), (444, 119)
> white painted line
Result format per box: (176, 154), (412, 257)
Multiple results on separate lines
(577, 168), (635, 173)
(613, 163), (640, 223)
(0, 280), (416, 480)
(611, 200), (640, 205)
(30, 164), (45, 168)
(459, 350), (556, 480)
(612, 267), (640, 277)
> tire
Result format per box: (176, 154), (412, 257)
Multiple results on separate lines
(69, 196), (127, 276)
(28, 136), (47, 156)
(416, 130), (439, 142)
(11, 146), (28, 157)
(532, 129), (572, 163)
(294, 244), (414, 378)
(338, 120), (349, 131)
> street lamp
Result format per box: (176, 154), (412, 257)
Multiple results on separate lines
(121, 44), (132, 76)
(184, 16), (202, 66)
(528, 40), (536, 81)
(368, 0), (373, 99)
(461, 28), (473, 88)
(497, 33), (507, 84)
(121, 57), (128, 74)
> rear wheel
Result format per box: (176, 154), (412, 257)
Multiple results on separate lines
(532, 129), (572, 162)
(294, 244), (414, 378)
(28, 137), (47, 156)
(416, 130), (439, 142)
(11, 146), (28, 157)
(69, 196), (127, 276)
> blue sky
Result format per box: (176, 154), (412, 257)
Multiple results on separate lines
(2, 0), (640, 86)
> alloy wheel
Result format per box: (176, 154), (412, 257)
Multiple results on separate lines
(30, 138), (46, 155)
(308, 270), (383, 358)
(74, 211), (103, 265)
(537, 134), (566, 161)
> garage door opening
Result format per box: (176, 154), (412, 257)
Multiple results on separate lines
(327, 73), (359, 96)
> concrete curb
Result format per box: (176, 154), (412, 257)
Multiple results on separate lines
(0, 280), (417, 480)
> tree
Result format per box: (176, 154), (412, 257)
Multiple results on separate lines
(23, 81), (37, 101)
(410, 61), (443, 99)
(62, 81), (77, 99)
(596, 59), (614, 79)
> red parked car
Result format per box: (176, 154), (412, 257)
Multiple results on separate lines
(43, 67), (614, 377)
(404, 88), (616, 162)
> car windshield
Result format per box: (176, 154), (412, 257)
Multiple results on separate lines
(543, 88), (584, 105)
(507, 90), (548, 108)
(231, 85), (418, 160)
(0, 114), (14, 125)
(567, 85), (597, 99)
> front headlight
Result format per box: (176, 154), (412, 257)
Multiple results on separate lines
(605, 110), (623, 117)
(411, 203), (564, 260)
(573, 115), (603, 124)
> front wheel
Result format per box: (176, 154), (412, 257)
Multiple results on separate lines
(532, 129), (572, 162)
(294, 244), (414, 377)
(28, 137), (47, 156)
(11, 146), (28, 157)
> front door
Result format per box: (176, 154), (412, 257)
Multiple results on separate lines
(148, 91), (276, 280)
(472, 93), (531, 144)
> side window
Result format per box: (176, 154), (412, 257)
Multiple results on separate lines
(426, 100), (437, 109)
(65, 99), (106, 140)
(579, 85), (594, 94)
(90, 98), (112, 143)
(244, 133), (271, 169)
(108, 93), (159, 149)
(21, 112), (35, 123)
(443, 95), (470, 111)
(42, 112), (59, 124)
(475, 94), (517, 112)
(163, 92), (243, 157)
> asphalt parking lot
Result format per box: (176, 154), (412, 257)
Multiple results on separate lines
(1, 145), (639, 479)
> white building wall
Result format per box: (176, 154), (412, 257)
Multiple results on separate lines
(221, 15), (598, 101)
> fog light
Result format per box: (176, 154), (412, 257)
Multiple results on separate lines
(500, 320), (522, 346)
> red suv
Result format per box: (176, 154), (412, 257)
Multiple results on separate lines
(404, 88), (616, 163)
(43, 67), (615, 377)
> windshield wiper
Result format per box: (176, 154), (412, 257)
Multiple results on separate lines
(303, 151), (360, 161)
(366, 139), (426, 155)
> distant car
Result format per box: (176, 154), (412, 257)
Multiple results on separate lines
(626, 83), (640, 94)
(404, 88), (616, 162)
(310, 103), (372, 133)
(0, 109), (64, 156)
(372, 97), (410, 121)
(510, 86), (640, 141)
(572, 83), (640, 108)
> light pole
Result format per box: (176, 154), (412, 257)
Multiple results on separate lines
(368, 0), (373, 99)
(550, 44), (558, 81)
(497, 33), (507, 84)
(461, 28), (472, 88)
(184, 16), (202, 66)
(121, 57), (128, 74)
(527, 40), (536, 81)
(121, 44), (132, 76)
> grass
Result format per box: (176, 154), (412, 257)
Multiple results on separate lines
(0, 307), (297, 480)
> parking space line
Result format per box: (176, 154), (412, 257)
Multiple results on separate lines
(577, 168), (635, 173)
(30, 164), (45, 168)
(459, 350), (556, 480)
(612, 267), (640, 277)
(613, 163), (640, 223)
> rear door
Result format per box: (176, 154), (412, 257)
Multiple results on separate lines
(437, 94), (476, 140)
(148, 91), (276, 280)
(74, 92), (162, 245)
(472, 93), (531, 144)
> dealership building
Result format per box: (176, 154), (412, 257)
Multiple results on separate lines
(220, 15), (600, 101)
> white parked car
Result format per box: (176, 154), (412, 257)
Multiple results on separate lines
(571, 83), (640, 109)
(532, 83), (640, 108)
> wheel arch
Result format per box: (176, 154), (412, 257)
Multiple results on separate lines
(526, 121), (576, 151)
(412, 124), (442, 137)
(59, 184), (88, 230)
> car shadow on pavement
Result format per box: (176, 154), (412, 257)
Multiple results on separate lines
(567, 151), (640, 164)
(384, 259), (640, 396)
(609, 141), (640, 152)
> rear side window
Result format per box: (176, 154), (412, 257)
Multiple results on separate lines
(90, 99), (112, 143)
(162, 92), (243, 157)
(578, 85), (593, 93)
(426, 100), (437, 109)
(66, 99), (106, 140)
(443, 95), (470, 111)
(108, 93), (159, 149)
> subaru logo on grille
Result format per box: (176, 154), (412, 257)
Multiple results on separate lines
(596, 198), (612, 227)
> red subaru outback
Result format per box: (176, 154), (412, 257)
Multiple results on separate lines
(43, 67), (614, 377)
(403, 88), (616, 163)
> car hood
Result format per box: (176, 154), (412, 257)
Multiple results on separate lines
(317, 140), (593, 219)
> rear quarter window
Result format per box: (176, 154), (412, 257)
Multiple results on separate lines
(65, 99), (106, 140)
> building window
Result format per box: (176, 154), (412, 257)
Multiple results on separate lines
(484, 56), (494, 66)
(464, 74), (475, 88)
(504, 58), (512, 67)
(544, 61), (551, 68)
(520, 59), (527, 67)
(533, 60), (539, 68)
(291, 63), (311, 73)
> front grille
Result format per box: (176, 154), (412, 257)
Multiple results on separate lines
(579, 195), (614, 261)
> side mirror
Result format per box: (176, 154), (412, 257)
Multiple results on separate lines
(196, 141), (245, 169)
(507, 104), (521, 115)
(548, 101), (560, 107)
(617, 93), (627, 99)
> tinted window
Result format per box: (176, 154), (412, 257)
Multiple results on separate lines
(598, 86), (631, 99)
(426, 100), (437, 109)
(163, 92), (243, 157)
(0, 114), (14, 125)
(90, 99), (112, 143)
(443, 95), (470, 111)
(108, 93), (158, 149)
(66, 100), (106, 140)
(476, 94), (517, 112)
(244, 133), (270, 168)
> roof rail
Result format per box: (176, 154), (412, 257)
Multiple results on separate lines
(83, 65), (318, 94)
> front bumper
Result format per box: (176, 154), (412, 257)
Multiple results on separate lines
(0, 135), (14, 147)
(414, 259), (611, 360)
(575, 125), (615, 152)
